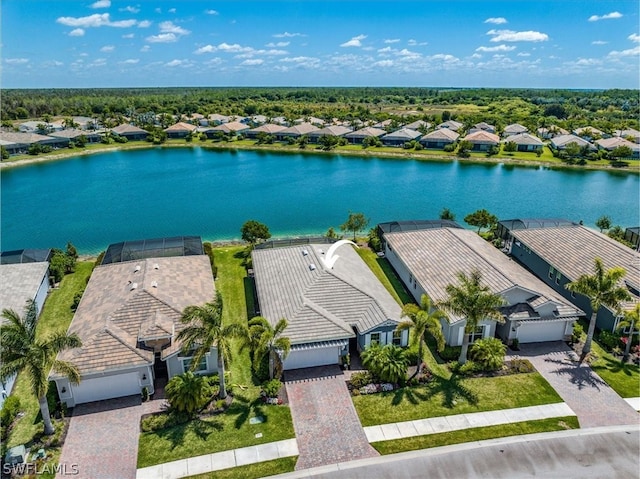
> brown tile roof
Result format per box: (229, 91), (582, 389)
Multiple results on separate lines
(54, 255), (215, 376)
(247, 123), (287, 134)
(164, 122), (198, 132)
(344, 127), (386, 139)
(421, 129), (459, 141)
(308, 125), (353, 137)
(463, 131), (500, 144)
(112, 124), (148, 135)
(210, 121), (250, 133)
(277, 123), (320, 136)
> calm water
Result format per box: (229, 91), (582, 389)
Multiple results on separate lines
(2, 147), (639, 254)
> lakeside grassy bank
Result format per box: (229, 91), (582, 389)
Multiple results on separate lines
(2, 139), (639, 174)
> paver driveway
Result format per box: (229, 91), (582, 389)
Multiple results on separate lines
(57, 395), (163, 479)
(513, 342), (639, 428)
(285, 365), (378, 470)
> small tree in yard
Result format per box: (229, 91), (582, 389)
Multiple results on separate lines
(165, 371), (210, 416)
(470, 337), (506, 371)
(595, 215), (612, 233)
(248, 317), (291, 380)
(617, 303), (639, 363)
(340, 212), (369, 241)
(503, 141), (517, 153)
(439, 207), (455, 221)
(464, 209), (498, 234)
(241, 220), (271, 248)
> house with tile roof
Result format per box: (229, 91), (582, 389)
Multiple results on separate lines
(502, 133), (544, 152)
(468, 122), (496, 134)
(499, 219), (640, 332)
(614, 128), (640, 144)
(49, 129), (102, 143)
(549, 134), (597, 151)
(419, 128), (459, 149)
(52, 253), (216, 407)
(164, 122), (198, 138)
(251, 240), (407, 370)
(344, 127), (386, 144)
(436, 120), (463, 132)
(112, 124), (149, 141)
(381, 222), (583, 346)
(245, 123), (287, 139)
(275, 123), (320, 141)
(595, 137), (640, 159)
(381, 128), (421, 147)
(404, 120), (431, 131)
(462, 131), (500, 151)
(573, 126), (605, 141)
(307, 125), (352, 143)
(537, 126), (569, 139)
(503, 123), (529, 137)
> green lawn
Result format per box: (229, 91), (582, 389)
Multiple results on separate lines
(353, 372), (562, 427)
(372, 416), (579, 455)
(586, 337), (640, 399)
(7, 262), (94, 448)
(186, 456), (297, 479)
(356, 248), (413, 305)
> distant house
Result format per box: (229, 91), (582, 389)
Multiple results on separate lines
(381, 128), (421, 147)
(404, 120), (430, 131)
(595, 137), (640, 159)
(537, 126), (569, 139)
(275, 123), (320, 141)
(164, 122), (198, 138)
(499, 219), (640, 332)
(624, 227), (640, 251)
(206, 114), (230, 126)
(502, 133), (544, 152)
(381, 222), (583, 346)
(251, 240), (407, 370)
(0, 131), (69, 153)
(419, 128), (459, 149)
(549, 134), (596, 151)
(373, 119), (393, 129)
(436, 120), (463, 131)
(112, 124), (149, 141)
(250, 115), (268, 125)
(462, 131), (500, 151)
(19, 121), (53, 133)
(573, 126), (605, 141)
(307, 125), (352, 143)
(614, 128), (640, 144)
(49, 129), (102, 143)
(294, 117), (325, 127)
(344, 127), (386, 144)
(503, 123), (529, 137)
(468, 122), (496, 134)
(245, 123), (287, 140)
(206, 121), (250, 137)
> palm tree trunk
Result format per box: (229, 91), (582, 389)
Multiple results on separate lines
(39, 395), (55, 435)
(459, 332), (470, 365)
(583, 311), (598, 356)
(623, 319), (634, 363)
(408, 340), (422, 380)
(269, 349), (275, 380)
(218, 352), (227, 399)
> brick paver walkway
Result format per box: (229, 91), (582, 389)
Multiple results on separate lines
(512, 342), (639, 428)
(285, 365), (379, 470)
(57, 395), (164, 479)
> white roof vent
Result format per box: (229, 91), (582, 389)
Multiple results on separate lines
(151, 281), (158, 288)
(318, 248), (325, 255)
(302, 249), (309, 256)
(153, 263), (159, 270)
(130, 282), (138, 291)
(309, 263), (316, 271)
(134, 265), (141, 272)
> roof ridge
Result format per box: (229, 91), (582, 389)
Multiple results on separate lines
(300, 299), (354, 336)
(103, 326), (154, 363)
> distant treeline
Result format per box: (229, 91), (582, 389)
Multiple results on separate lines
(2, 87), (639, 131)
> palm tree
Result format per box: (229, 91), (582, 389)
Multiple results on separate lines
(177, 292), (247, 399)
(248, 317), (291, 380)
(437, 269), (505, 365)
(165, 371), (209, 416)
(565, 258), (630, 356)
(361, 343), (408, 384)
(0, 300), (82, 435)
(618, 304), (639, 363)
(397, 294), (445, 378)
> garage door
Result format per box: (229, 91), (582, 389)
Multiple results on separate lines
(72, 372), (142, 405)
(517, 321), (568, 343)
(284, 347), (340, 370)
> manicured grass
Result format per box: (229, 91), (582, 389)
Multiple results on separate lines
(356, 248), (413, 305)
(137, 392), (294, 468)
(7, 262), (94, 448)
(371, 416), (580, 455)
(353, 372), (562, 427)
(186, 456), (297, 479)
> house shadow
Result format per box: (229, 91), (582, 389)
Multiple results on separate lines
(69, 394), (142, 417)
(283, 365), (343, 383)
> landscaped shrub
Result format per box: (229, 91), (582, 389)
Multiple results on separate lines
(506, 359), (535, 374)
(140, 410), (190, 432)
(165, 372), (211, 416)
(439, 345), (462, 361)
(0, 396), (21, 427)
(456, 360), (479, 376)
(470, 337), (506, 371)
(598, 330), (623, 351)
(349, 371), (374, 389)
(71, 289), (84, 312)
(404, 348), (420, 366)
(262, 379), (282, 398)
(571, 323), (584, 344)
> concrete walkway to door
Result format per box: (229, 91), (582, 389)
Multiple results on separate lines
(285, 365), (378, 470)
(511, 342), (639, 428)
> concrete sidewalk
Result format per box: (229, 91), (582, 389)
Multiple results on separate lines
(625, 397), (640, 411)
(136, 438), (298, 479)
(363, 402), (575, 443)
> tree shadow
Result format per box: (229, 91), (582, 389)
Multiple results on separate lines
(390, 385), (428, 406)
(233, 246), (252, 268)
(543, 357), (608, 391)
(421, 373), (479, 409)
(224, 393), (268, 430)
(593, 356), (640, 377)
(243, 277), (256, 318)
(155, 416), (222, 450)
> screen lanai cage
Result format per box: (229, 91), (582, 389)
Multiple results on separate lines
(101, 236), (204, 265)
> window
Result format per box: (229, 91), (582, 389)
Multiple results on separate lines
(468, 325), (485, 343)
(392, 330), (402, 346)
(370, 332), (381, 345)
(555, 271), (562, 285)
(548, 266), (555, 279)
(183, 355), (207, 373)
(571, 291), (576, 299)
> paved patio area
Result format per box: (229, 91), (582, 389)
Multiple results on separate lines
(57, 395), (164, 479)
(284, 365), (379, 470)
(512, 342), (639, 428)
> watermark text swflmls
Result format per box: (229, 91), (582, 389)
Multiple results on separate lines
(3, 463), (79, 475)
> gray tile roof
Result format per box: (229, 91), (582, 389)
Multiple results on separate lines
(277, 123), (320, 136)
(504, 123), (528, 134)
(247, 123), (287, 134)
(502, 133), (543, 146)
(0, 262), (49, 319)
(436, 120), (463, 131)
(463, 131), (500, 144)
(344, 127), (386, 139)
(550, 134), (596, 150)
(55, 255), (215, 375)
(164, 122), (197, 132)
(382, 128), (421, 141)
(384, 228), (582, 323)
(404, 120), (431, 130)
(252, 243), (402, 344)
(420, 129), (459, 141)
(0, 131), (56, 145)
(112, 124), (148, 135)
(308, 125), (353, 137)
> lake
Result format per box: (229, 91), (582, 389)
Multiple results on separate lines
(2, 147), (639, 254)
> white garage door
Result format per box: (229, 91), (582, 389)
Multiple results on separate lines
(518, 321), (568, 343)
(283, 347), (340, 370)
(72, 372), (141, 404)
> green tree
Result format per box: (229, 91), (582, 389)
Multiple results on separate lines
(248, 317), (291, 380)
(503, 141), (517, 153)
(617, 304), (639, 363)
(0, 300), (82, 435)
(340, 211), (369, 241)
(177, 292), (247, 399)
(469, 337), (506, 371)
(165, 371), (210, 416)
(456, 140), (472, 157)
(319, 135), (339, 151)
(564, 142), (581, 158)
(438, 269), (505, 364)
(565, 258), (630, 356)
(595, 215), (612, 232)
(62, 117), (79, 129)
(439, 207), (456, 221)
(397, 295), (445, 378)
(1, 146), (9, 160)
(241, 220), (271, 247)
(360, 343), (408, 384)
(464, 209), (498, 233)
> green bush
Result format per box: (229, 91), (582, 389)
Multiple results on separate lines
(456, 360), (479, 376)
(253, 354), (270, 383)
(349, 371), (374, 389)
(140, 411), (190, 432)
(71, 289), (84, 311)
(470, 337), (506, 371)
(571, 322), (583, 343)
(598, 330), (622, 351)
(0, 396), (21, 427)
(262, 379), (282, 398)
(439, 345), (461, 361)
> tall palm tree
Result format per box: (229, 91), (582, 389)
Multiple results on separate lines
(177, 292), (247, 399)
(617, 304), (639, 363)
(0, 300), (82, 435)
(565, 258), (630, 356)
(437, 269), (505, 365)
(248, 317), (291, 380)
(396, 294), (445, 378)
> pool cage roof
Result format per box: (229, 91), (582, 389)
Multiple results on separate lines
(496, 218), (578, 240)
(377, 219), (462, 234)
(0, 249), (52, 265)
(101, 236), (204, 265)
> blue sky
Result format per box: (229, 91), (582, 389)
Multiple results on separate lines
(3, 0), (639, 89)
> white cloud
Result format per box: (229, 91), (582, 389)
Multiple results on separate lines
(377, 46), (392, 53)
(138, 20), (151, 28)
(140, 45), (150, 52)
(384, 39), (400, 44)
(122, 33), (134, 38)
(120, 6), (140, 13)
(241, 59), (263, 65)
(429, 53), (459, 62)
(266, 41), (289, 47)
(43, 60), (64, 67)
(146, 21), (189, 43)
(91, 58), (107, 66)
(100, 45), (115, 52)
(485, 17), (507, 24)
(487, 29), (548, 42)
(205, 9), (219, 15)
(397, 48), (420, 58)
(517, 52), (531, 57)
(407, 39), (427, 46)
(273, 32), (304, 38)
(608, 45), (640, 58)
(629, 33), (640, 43)
(158, 21), (189, 35)
(574, 58), (602, 66)
(591, 40), (608, 45)
(155, 8), (161, 13)
(121, 58), (139, 64)
(588, 11), (622, 22)
(476, 44), (516, 52)
(168, 8), (176, 13)
(57, 13), (136, 28)
(146, 33), (178, 43)
(91, 0), (111, 8)
(69, 28), (85, 36)
(165, 59), (184, 67)
(5, 58), (29, 64)
(470, 53), (482, 59)
(374, 59), (394, 67)
(194, 45), (217, 54)
(340, 34), (366, 47)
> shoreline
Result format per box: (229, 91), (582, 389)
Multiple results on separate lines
(2, 141), (639, 174)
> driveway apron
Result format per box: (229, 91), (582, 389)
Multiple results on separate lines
(513, 342), (639, 428)
(285, 365), (379, 470)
